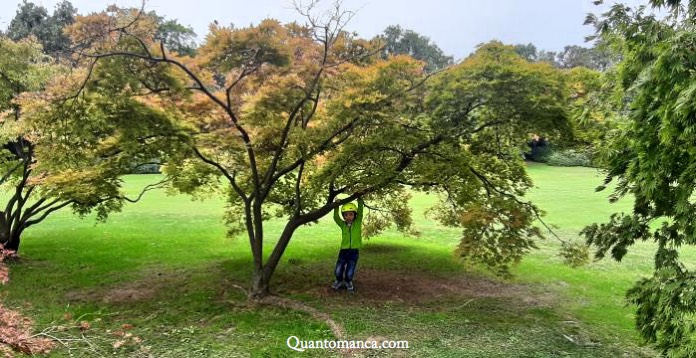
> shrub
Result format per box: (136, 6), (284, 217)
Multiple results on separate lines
(129, 160), (161, 174)
(545, 148), (593, 167)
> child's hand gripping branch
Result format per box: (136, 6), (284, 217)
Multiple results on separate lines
(331, 197), (364, 293)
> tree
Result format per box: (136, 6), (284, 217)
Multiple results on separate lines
(563, 66), (621, 155)
(5, 0), (76, 58)
(379, 25), (453, 72)
(514, 42), (616, 71)
(6, 1), (197, 60)
(62, 6), (570, 299)
(556, 45), (615, 71)
(582, 0), (696, 355)
(0, 35), (173, 252)
(0, 36), (67, 251)
(149, 11), (197, 56)
(513, 43), (538, 62)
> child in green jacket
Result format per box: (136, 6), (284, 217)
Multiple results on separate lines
(331, 198), (364, 293)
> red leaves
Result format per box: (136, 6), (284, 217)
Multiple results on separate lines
(0, 245), (55, 357)
(0, 304), (55, 357)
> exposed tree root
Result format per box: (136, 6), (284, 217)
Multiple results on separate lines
(256, 295), (346, 339)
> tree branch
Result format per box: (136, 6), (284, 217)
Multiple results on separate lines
(467, 165), (563, 243)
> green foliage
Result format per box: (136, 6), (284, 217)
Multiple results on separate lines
(559, 240), (591, 267)
(626, 267), (696, 357)
(5, 0), (76, 57)
(379, 25), (453, 72)
(545, 148), (593, 167)
(583, 0), (696, 354)
(361, 188), (416, 239)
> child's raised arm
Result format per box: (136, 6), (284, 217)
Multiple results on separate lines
(333, 204), (342, 226)
(356, 197), (365, 221)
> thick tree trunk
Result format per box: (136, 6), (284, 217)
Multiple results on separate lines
(250, 267), (270, 299)
(262, 219), (300, 287)
(3, 232), (20, 252)
(246, 219), (301, 299)
(0, 212), (21, 252)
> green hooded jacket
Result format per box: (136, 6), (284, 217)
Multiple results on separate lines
(333, 198), (364, 249)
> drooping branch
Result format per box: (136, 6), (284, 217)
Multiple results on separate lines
(466, 165), (563, 243)
(121, 178), (171, 203)
(23, 200), (74, 228)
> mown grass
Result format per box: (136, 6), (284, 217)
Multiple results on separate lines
(0, 163), (661, 357)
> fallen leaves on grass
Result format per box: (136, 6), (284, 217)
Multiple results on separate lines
(0, 244), (55, 357)
(0, 303), (55, 357)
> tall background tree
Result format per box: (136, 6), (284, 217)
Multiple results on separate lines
(582, 0), (696, 355)
(4, 1), (197, 60)
(5, 0), (76, 58)
(378, 25), (453, 72)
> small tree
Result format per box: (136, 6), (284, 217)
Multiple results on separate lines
(62, 5), (570, 298)
(0, 35), (174, 252)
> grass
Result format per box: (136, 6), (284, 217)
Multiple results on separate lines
(0, 163), (662, 357)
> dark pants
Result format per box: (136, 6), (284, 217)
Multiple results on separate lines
(334, 249), (359, 283)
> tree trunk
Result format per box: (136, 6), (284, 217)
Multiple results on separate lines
(0, 212), (20, 252)
(250, 267), (269, 299)
(262, 219), (300, 288)
(3, 233), (20, 252)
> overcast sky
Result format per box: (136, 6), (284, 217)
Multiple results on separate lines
(0, 0), (650, 59)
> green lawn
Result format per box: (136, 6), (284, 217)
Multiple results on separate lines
(0, 163), (661, 357)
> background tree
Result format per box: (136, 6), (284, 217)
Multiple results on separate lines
(564, 66), (617, 152)
(378, 25), (453, 72)
(582, 0), (696, 354)
(556, 44), (615, 71)
(150, 11), (197, 56)
(5, 0), (76, 59)
(62, 5), (571, 299)
(514, 42), (616, 71)
(5, 1), (197, 60)
(513, 43), (539, 62)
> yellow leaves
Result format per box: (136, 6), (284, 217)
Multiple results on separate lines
(198, 19), (293, 71)
(67, 8), (160, 59)
(65, 13), (115, 50)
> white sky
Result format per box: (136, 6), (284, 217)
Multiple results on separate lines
(0, 0), (651, 59)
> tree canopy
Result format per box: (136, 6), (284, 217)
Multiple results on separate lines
(5, 0), (76, 57)
(44, 4), (575, 298)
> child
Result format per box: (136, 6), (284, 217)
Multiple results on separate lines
(331, 197), (364, 293)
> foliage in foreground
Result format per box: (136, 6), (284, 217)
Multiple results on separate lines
(583, 0), (696, 355)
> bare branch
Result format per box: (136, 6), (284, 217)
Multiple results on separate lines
(121, 177), (171, 203)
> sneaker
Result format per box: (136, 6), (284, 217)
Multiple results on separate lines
(346, 282), (355, 294)
(331, 280), (343, 290)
